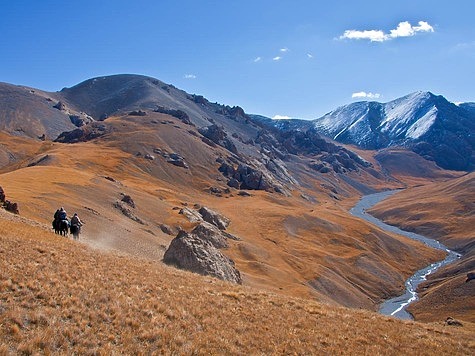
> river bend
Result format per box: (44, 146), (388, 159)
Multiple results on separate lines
(350, 190), (460, 320)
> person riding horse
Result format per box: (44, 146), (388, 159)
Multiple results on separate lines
(53, 207), (69, 235)
(70, 213), (83, 240)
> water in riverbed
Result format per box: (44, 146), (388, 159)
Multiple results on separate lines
(350, 190), (460, 320)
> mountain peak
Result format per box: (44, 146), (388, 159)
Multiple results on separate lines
(312, 91), (475, 170)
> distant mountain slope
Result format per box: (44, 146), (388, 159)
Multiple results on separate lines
(312, 92), (475, 171)
(0, 82), (77, 138)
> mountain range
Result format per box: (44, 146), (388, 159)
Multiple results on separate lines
(0, 74), (473, 337)
(258, 92), (475, 171)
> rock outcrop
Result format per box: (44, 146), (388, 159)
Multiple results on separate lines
(198, 124), (238, 154)
(198, 207), (230, 230)
(0, 186), (19, 214)
(163, 225), (241, 284)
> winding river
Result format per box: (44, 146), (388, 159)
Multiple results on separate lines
(350, 190), (461, 320)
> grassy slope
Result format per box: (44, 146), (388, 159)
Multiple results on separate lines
(368, 173), (475, 322)
(1, 215), (474, 355)
(0, 117), (446, 312)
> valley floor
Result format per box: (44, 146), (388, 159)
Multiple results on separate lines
(1, 210), (474, 354)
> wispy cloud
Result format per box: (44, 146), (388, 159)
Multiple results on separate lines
(280, 47), (289, 53)
(339, 21), (434, 42)
(272, 115), (292, 120)
(253, 56), (262, 63)
(352, 91), (381, 99)
(273, 56), (282, 61)
(307, 53), (314, 59)
(184, 74), (197, 79)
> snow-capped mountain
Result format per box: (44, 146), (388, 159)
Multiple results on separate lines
(312, 92), (475, 171)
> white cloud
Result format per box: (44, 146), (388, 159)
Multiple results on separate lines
(340, 20), (434, 42)
(340, 29), (387, 42)
(280, 47), (289, 52)
(253, 56), (262, 63)
(273, 56), (282, 61)
(352, 91), (381, 99)
(307, 53), (314, 59)
(184, 74), (196, 79)
(413, 21), (434, 33)
(272, 115), (292, 120)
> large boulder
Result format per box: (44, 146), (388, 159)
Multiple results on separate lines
(198, 207), (230, 230)
(191, 222), (229, 248)
(163, 230), (242, 284)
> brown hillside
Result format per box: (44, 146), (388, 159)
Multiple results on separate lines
(0, 114), (446, 314)
(1, 214), (474, 354)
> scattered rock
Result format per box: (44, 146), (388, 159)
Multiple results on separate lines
(129, 110), (147, 116)
(237, 191), (252, 197)
(55, 122), (109, 143)
(69, 114), (94, 127)
(198, 124), (238, 154)
(53, 101), (66, 111)
(179, 207), (203, 223)
(153, 148), (188, 168)
(4, 201), (19, 214)
(198, 206), (230, 230)
(445, 317), (463, 327)
(0, 186), (5, 203)
(113, 201), (144, 225)
(167, 156), (189, 169)
(159, 224), (177, 236)
(163, 230), (241, 284)
(154, 106), (193, 125)
(0, 187), (19, 214)
(120, 194), (135, 208)
(466, 272), (475, 282)
(144, 154), (155, 160)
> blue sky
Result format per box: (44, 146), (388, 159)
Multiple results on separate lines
(1, 1), (474, 118)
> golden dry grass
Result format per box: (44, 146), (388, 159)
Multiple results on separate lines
(1, 216), (474, 355)
(0, 118), (460, 317)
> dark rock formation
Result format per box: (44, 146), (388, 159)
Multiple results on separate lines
(69, 114), (94, 127)
(113, 201), (144, 224)
(466, 272), (475, 283)
(163, 230), (241, 284)
(0, 187), (19, 214)
(198, 125), (238, 154)
(4, 201), (19, 214)
(159, 224), (178, 236)
(120, 194), (135, 208)
(198, 206), (230, 230)
(154, 106), (193, 125)
(55, 122), (110, 143)
(53, 101), (66, 111)
(191, 222), (229, 248)
(152, 148), (188, 169)
(445, 317), (463, 327)
(129, 110), (147, 116)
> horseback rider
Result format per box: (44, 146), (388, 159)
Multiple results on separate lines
(70, 213), (82, 228)
(58, 207), (67, 221)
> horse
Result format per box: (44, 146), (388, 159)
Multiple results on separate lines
(70, 224), (81, 240)
(53, 219), (69, 236)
